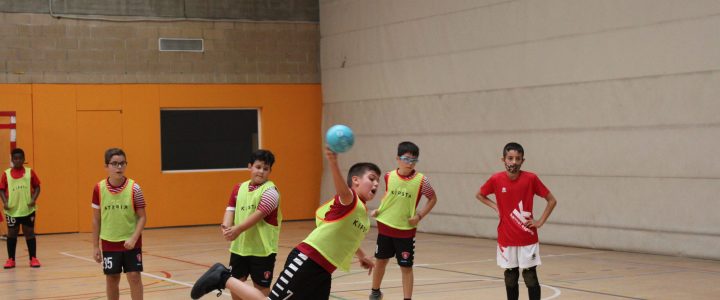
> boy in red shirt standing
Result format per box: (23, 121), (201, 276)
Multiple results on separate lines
(476, 142), (557, 300)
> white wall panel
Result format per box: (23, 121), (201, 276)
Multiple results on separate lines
(320, 0), (720, 259)
(322, 0), (720, 69)
(324, 15), (720, 103)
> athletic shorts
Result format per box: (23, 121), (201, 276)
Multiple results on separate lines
(229, 253), (277, 288)
(374, 234), (415, 267)
(6, 211), (35, 228)
(268, 248), (331, 300)
(497, 243), (541, 269)
(102, 248), (143, 275)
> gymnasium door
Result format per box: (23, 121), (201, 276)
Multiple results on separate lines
(76, 111), (123, 232)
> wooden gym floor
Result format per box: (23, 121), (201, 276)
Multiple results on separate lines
(1, 221), (717, 299)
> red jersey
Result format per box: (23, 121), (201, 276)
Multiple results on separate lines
(479, 171), (549, 247)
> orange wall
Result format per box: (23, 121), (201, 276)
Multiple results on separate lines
(0, 84), (322, 233)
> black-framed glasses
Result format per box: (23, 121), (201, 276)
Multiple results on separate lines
(108, 161), (128, 168)
(399, 156), (419, 164)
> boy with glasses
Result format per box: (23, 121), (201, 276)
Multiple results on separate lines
(369, 141), (438, 300)
(0, 148), (42, 268)
(92, 148), (147, 300)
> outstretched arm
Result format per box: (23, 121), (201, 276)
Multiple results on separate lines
(326, 147), (353, 205)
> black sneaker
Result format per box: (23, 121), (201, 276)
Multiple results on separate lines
(191, 263), (231, 299)
(369, 289), (383, 300)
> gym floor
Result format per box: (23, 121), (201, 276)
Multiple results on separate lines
(1, 221), (717, 299)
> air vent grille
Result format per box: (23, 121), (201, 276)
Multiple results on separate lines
(159, 38), (204, 52)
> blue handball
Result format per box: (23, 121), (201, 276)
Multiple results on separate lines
(326, 124), (354, 153)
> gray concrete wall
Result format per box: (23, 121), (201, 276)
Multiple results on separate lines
(0, 12), (319, 83)
(319, 0), (720, 259)
(0, 0), (318, 21)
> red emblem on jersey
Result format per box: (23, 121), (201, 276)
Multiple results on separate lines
(136, 253), (142, 262)
(401, 252), (410, 260)
(264, 271), (271, 279)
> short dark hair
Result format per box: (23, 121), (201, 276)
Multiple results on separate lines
(346, 162), (381, 187)
(104, 148), (126, 164)
(250, 149), (275, 167)
(503, 142), (524, 157)
(397, 141), (419, 157)
(11, 148), (24, 157)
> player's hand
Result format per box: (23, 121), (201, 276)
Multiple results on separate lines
(370, 209), (379, 218)
(358, 256), (375, 275)
(408, 215), (421, 226)
(2, 202), (8, 210)
(524, 219), (541, 229)
(93, 247), (102, 263)
(324, 147), (338, 162)
(28, 200), (36, 207)
(123, 238), (137, 250)
(223, 226), (240, 241)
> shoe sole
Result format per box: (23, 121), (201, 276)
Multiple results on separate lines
(191, 263), (226, 299)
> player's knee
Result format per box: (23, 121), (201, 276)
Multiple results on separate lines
(399, 265), (413, 273)
(22, 227), (35, 238)
(374, 258), (389, 268)
(7, 227), (19, 238)
(126, 272), (143, 284)
(504, 267), (519, 287)
(106, 273), (122, 283)
(397, 260), (413, 268)
(522, 267), (539, 287)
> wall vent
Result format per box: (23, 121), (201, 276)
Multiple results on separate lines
(159, 38), (204, 52)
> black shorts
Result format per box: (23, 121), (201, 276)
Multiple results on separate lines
(6, 211), (36, 228)
(268, 248), (331, 300)
(229, 253), (277, 288)
(374, 234), (415, 267)
(102, 248), (143, 275)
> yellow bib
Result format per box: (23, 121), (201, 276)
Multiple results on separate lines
(229, 181), (281, 256)
(99, 179), (136, 242)
(5, 167), (34, 218)
(376, 170), (424, 230)
(302, 195), (369, 271)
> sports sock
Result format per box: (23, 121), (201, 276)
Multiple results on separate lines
(504, 267), (520, 300)
(26, 238), (36, 259)
(522, 267), (541, 300)
(7, 237), (17, 259)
